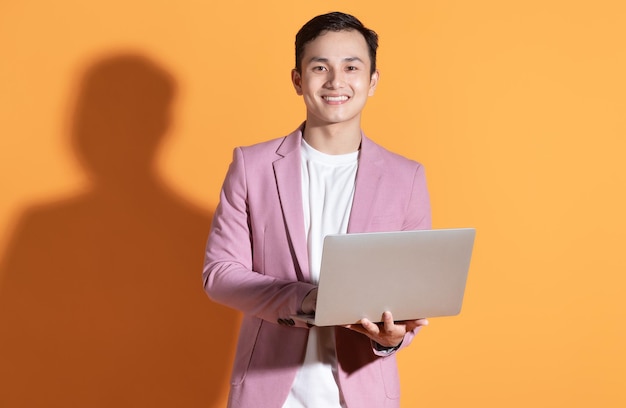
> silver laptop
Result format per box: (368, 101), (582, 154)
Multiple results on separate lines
(292, 228), (476, 326)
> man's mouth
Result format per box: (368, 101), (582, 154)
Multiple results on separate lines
(323, 95), (349, 102)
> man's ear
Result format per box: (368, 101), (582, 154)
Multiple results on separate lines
(291, 69), (303, 95)
(368, 70), (380, 96)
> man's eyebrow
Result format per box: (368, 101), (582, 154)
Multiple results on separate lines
(307, 56), (365, 64)
(308, 57), (329, 64)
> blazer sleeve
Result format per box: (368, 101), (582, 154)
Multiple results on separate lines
(202, 147), (315, 324)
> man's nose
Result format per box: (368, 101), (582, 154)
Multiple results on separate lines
(325, 69), (346, 89)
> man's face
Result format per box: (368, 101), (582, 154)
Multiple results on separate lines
(292, 29), (379, 129)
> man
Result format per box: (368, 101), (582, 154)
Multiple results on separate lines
(203, 12), (431, 408)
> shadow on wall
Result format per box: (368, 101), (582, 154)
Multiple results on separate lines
(0, 53), (239, 407)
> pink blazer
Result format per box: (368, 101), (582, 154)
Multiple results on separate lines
(203, 126), (431, 408)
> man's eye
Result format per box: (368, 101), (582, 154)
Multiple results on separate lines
(346, 66), (358, 71)
(313, 66), (327, 71)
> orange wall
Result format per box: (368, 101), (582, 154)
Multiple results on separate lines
(1, 1), (624, 407)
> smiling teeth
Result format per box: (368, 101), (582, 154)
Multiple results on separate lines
(324, 96), (348, 102)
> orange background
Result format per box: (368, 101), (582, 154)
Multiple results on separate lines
(1, 1), (624, 407)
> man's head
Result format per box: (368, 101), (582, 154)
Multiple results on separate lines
(291, 12), (380, 132)
(295, 12), (379, 75)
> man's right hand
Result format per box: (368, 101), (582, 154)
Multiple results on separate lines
(300, 288), (318, 314)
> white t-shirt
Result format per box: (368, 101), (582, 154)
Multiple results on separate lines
(282, 138), (359, 408)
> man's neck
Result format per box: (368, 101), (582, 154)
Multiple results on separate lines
(302, 121), (362, 155)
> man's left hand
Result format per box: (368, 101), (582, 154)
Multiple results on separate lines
(345, 311), (429, 348)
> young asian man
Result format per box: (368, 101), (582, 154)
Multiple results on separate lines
(203, 11), (431, 408)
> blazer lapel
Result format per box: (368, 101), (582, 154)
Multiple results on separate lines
(272, 130), (385, 280)
(348, 134), (385, 233)
(273, 128), (310, 283)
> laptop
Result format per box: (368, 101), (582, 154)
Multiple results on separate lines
(292, 228), (476, 326)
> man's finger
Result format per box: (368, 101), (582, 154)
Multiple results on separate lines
(405, 318), (429, 331)
(382, 311), (395, 332)
(360, 318), (380, 335)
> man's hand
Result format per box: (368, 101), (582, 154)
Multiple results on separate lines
(345, 311), (429, 348)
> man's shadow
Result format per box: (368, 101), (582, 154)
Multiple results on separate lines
(0, 54), (239, 407)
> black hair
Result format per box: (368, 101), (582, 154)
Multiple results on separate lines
(295, 11), (379, 75)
